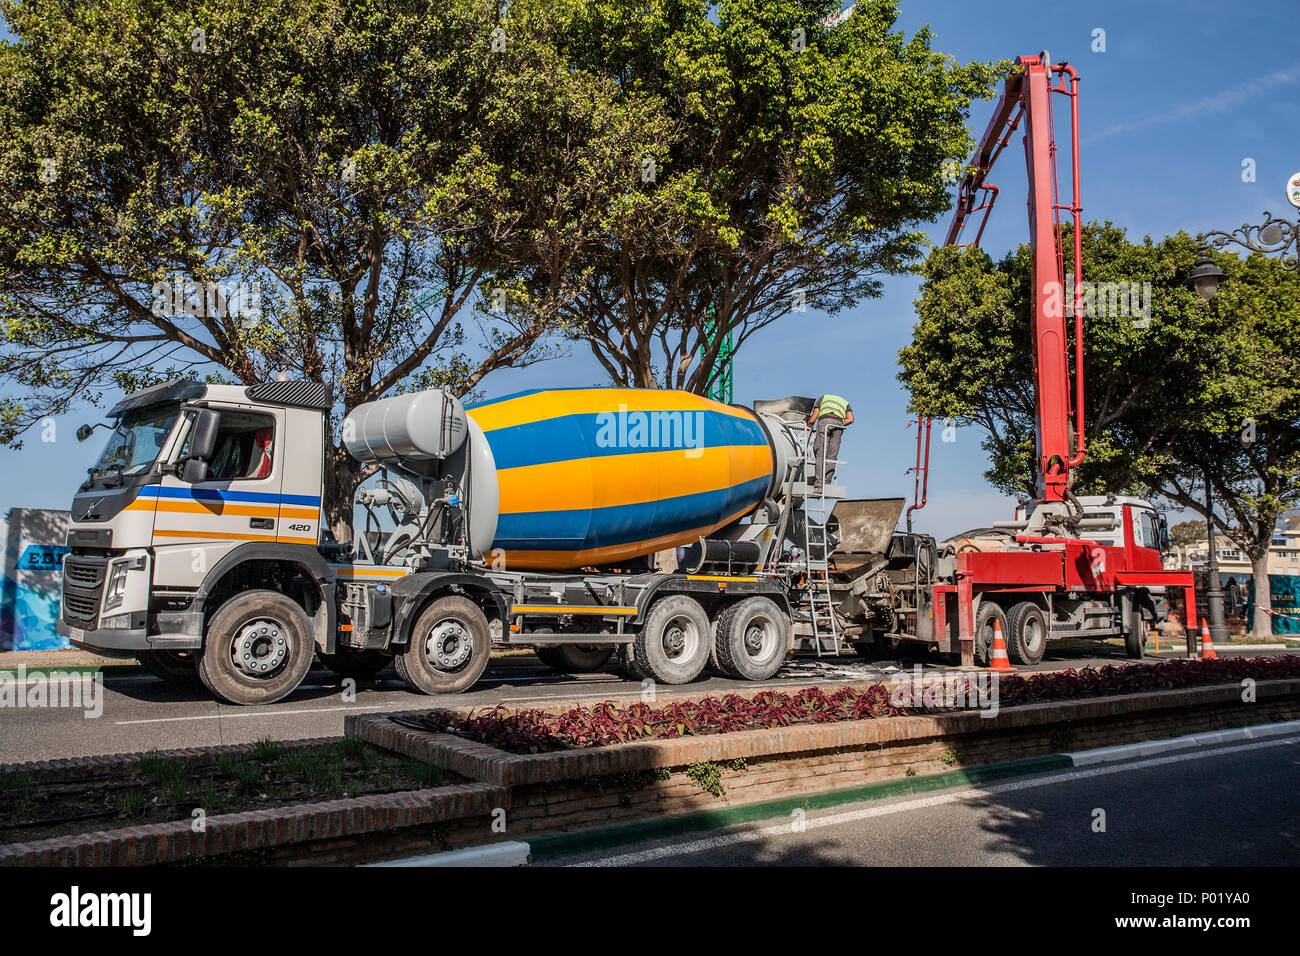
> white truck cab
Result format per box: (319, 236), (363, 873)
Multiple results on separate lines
(60, 380), (334, 697)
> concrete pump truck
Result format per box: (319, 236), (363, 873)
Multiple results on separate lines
(823, 53), (1198, 666)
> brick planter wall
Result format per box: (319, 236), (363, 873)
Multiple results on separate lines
(348, 679), (1300, 846)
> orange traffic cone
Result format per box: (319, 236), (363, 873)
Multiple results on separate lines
(990, 619), (1017, 672)
(1199, 620), (1218, 660)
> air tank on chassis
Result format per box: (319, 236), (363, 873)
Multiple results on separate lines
(344, 387), (797, 570)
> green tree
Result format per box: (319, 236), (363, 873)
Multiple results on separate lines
(0, 0), (667, 536)
(1168, 520), (1206, 548)
(543, 0), (1002, 391)
(899, 222), (1300, 635)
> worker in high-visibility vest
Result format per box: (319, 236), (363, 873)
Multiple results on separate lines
(807, 394), (853, 491)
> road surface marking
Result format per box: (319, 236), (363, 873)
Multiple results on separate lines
(114, 703), (394, 725)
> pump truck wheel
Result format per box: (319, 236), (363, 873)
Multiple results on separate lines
(535, 645), (615, 674)
(1124, 596), (1147, 660)
(633, 594), (712, 684)
(197, 590), (316, 705)
(1005, 601), (1048, 665)
(319, 648), (392, 681)
(139, 650), (202, 685)
(397, 596), (491, 695)
(713, 596), (789, 681)
(973, 601), (1007, 668)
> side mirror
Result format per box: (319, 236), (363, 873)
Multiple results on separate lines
(181, 458), (209, 484)
(189, 409), (221, 460)
(76, 424), (95, 443)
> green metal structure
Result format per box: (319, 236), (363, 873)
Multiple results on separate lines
(703, 304), (734, 404)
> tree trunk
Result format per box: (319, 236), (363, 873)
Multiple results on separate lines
(1251, 556), (1274, 639)
(324, 444), (365, 544)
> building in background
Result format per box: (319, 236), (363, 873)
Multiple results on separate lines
(1164, 511), (1300, 581)
(0, 508), (71, 651)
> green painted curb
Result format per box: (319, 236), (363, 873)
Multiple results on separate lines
(527, 752), (1075, 862)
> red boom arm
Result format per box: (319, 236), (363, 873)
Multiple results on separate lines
(942, 53), (1085, 504)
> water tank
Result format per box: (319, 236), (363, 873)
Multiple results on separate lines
(344, 390), (468, 463)
(465, 388), (776, 570)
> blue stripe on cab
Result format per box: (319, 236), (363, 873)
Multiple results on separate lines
(138, 486), (322, 506)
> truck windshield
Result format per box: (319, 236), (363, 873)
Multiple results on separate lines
(90, 403), (181, 479)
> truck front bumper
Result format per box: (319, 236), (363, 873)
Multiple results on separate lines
(57, 616), (150, 656)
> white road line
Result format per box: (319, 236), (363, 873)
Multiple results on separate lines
(571, 734), (1300, 867)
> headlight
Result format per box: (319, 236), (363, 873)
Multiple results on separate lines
(103, 560), (129, 610)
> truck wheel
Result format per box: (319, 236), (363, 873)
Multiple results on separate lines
(397, 596), (490, 695)
(319, 649), (391, 681)
(633, 595), (711, 684)
(713, 597), (789, 681)
(197, 591), (316, 705)
(1005, 601), (1048, 665)
(1125, 605), (1147, 659)
(973, 601), (1007, 667)
(613, 643), (646, 681)
(875, 633), (904, 657)
(139, 650), (202, 685)
(535, 645), (615, 674)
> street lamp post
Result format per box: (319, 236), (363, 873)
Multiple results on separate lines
(1186, 253), (1231, 655)
(1201, 475), (1232, 649)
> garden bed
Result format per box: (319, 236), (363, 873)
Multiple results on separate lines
(399, 656), (1300, 754)
(0, 737), (457, 845)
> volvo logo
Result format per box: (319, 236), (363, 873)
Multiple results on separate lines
(79, 497), (105, 520)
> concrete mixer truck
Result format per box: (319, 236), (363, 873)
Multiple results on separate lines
(57, 379), (883, 704)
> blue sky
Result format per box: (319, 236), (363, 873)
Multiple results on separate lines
(3, 0), (1298, 537)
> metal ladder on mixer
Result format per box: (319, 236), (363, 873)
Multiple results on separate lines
(800, 424), (843, 656)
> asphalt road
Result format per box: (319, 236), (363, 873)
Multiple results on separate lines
(549, 733), (1300, 867)
(0, 645), (1290, 763)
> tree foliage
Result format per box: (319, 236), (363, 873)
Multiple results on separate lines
(0, 0), (668, 533)
(548, 0), (1003, 390)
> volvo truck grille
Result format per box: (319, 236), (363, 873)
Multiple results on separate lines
(62, 557), (106, 628)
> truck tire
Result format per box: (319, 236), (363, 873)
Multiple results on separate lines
(614, 643), (646, 681)
(973, 601), (1008, 668)
(1125, 603), (1147, 659)
(139, 650), (202, 685)
(632, 595), (711, 684)
(1005, 601), (1048, 665)
(535, 645), (615, 674)
(713, 597), (789, 681)
(397, 596), (491, 695)
(319, 649), (391, 681)
(197, 591), (316, 706)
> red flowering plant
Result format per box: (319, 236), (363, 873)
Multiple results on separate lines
(392, 656), (1300, 754)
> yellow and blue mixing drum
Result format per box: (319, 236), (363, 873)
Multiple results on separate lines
(465, 388), (774, 570)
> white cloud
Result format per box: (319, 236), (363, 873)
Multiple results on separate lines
(1085, 63), (1300, 143)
